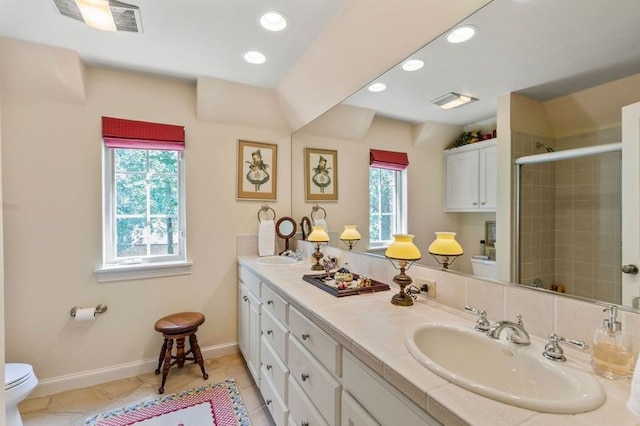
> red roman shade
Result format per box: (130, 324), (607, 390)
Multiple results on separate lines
(369, 149), (409, 171)
(102, 117), (185, 151)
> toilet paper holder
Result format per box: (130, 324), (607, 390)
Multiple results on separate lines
(70, 304), (108, 318)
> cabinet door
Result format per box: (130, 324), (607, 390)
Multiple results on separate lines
(247, 291), (261, 384)
(479, 144), (497, 211)
(238, 284), (250, 360)
(342, 391), (379, 426)
(445, 149), (480, 211)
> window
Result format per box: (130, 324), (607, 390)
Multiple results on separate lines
(98, 117), (189, 281)
(369, 149), (409, 247)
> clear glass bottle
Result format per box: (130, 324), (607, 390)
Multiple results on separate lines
(591, 306), (635, 380)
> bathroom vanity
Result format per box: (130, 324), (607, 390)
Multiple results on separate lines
(237, 255), (638, 425)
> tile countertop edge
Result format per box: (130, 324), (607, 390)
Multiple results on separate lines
(237, 256), (638, 426)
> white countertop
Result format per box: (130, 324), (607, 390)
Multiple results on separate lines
(238, 256), (640, 426)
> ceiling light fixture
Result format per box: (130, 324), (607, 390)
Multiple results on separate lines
(244, 51), (266, 64)
(260, 11), (287, 31)
(431, 92), (478, 110)
(446, 25), (477, 43)
(76, 0), (115, 31)
(368, 82), (387, 92)
(51, 0), (143, 32)
(402, 59), (424, 72)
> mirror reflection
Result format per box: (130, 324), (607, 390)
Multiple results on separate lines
(291, 0), (640, 309)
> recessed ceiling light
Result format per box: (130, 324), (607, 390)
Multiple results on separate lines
(431, 92), (478, 109)
(368, 82), (387, 92)
(244, 51), (266, 64)
(446, 25), (477, 43)
(402, 59), (424, 72)
(260, 11), (287, 31)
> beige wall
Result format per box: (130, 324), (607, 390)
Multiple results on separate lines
(1, 59), (291, 390)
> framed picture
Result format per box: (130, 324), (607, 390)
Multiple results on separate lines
(305, 148), (338, 201)
(485, 221), (496, 247)
(237, 140), (277, 200)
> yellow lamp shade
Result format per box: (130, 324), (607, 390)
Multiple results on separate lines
(307, 225), (329, 242)
(428, 232), (463, 256)
(340, 225), (361, 241)
(385, 234), (421, 261)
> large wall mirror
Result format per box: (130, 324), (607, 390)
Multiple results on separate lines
(291, 0), (640, 310)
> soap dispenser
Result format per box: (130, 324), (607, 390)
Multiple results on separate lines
(591, 306), (635, 379)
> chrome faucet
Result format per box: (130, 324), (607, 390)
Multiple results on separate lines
(487, 314), (531, 345)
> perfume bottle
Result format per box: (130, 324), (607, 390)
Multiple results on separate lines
(591, 306), (635, 380)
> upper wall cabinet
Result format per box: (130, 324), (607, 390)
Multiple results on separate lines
(444, 139), (497, 212)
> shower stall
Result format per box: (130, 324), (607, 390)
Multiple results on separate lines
(514, 133), (622, 305)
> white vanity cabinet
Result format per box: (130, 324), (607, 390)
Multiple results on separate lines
(238, 266), (262, 385)
(444, 139), (497, 211)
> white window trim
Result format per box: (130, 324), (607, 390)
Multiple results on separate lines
(368, 168), (407, 249)
(98, 145), (191, 282)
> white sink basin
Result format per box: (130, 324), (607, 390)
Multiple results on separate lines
(405, 323), (605, 413)
(256, 256), (303, 266)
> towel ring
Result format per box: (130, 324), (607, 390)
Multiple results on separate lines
(258, 205), (276, 222)
(310, 205), (326, 221)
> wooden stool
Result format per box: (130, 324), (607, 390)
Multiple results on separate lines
(154, 312), (208, 394)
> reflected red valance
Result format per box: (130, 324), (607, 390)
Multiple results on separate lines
(102, 116), (185, 151)
(369, 149), (409, 171)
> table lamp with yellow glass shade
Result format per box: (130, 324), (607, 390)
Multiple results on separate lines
(428, 232), (464, 269)
(385, 234), (422, 306)
(339, 225), (361, 250)
(307, 226), (330, 270)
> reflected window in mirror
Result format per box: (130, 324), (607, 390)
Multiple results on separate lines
(369, 149), (410, 248)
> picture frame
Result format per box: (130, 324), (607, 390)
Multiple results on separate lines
(485, 221), (496, 247)
(305, 148), (338, 201)
(237, 140), (277, 200)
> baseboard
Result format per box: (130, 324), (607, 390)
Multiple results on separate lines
(31, 342), (238, 397)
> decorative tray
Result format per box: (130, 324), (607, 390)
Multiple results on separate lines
(302, 273), (390, 297)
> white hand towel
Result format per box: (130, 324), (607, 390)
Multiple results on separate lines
(314, 218), (328, 235)
(628, 356), (640, 418)
(258, 220), (275, 257)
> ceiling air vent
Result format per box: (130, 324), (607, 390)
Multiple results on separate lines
(51, 0), (143, 33)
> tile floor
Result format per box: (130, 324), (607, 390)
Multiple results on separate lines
(19, 353), (275, 425)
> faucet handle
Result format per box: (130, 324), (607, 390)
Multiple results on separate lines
(464, 305), (491, 332)
(516, 314), (523, 326)
(543, 333), (588, 362)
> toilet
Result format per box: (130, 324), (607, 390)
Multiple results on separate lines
(5, 363), (38, 426)
(471, 258), (497, 279)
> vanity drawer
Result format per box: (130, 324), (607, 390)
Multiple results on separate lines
(261, 368), (289, 426)
(289, 306), (341, 375)
(288, 375), (329, 426)
(238, 265), (261, 296)
(261, 335), (289, 402)
(262, 283), (288, 324)
(262, 308), (289, 362)
(288, 334), (341, 425)
(342, 391), (379, 426)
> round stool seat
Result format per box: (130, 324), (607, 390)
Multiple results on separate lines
(154, 312), (205, 335)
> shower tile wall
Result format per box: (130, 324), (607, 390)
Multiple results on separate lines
(514, 128), (621, 304)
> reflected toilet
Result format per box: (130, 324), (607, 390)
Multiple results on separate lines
(471, 258), (497, 279)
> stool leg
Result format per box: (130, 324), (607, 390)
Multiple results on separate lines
(155, 338), (168, 375)
(158, 338), (173, 394)
(176, 337), (186, 368)
(189, 333), (208, 380)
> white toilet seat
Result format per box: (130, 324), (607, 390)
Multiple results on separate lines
(5, 363), (34, 390)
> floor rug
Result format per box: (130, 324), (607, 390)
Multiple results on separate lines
(84, 378), (251, 426)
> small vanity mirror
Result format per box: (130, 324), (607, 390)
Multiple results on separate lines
(299, 216), (311, 240)
(276, 217), (297, 253)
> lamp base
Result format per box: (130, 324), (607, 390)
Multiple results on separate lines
(390, 271), (414, 306)
(391, 292), (414, 306)
(311, 249), (324, 270)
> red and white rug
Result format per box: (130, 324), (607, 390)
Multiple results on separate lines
(84, 378), (251, 426)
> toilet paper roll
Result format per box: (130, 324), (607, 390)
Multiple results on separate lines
(74, 307), (96, 321)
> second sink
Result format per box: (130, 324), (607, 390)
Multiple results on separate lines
(405, 323), (605, 413)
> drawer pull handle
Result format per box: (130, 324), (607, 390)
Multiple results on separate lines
(301, 333), (310, 341)
(242, 296), (248, 302)
(266, 399), (272, 405)
(301, 373), (309, 382)
(266, 364), (272, 370)
(301, 422), (309, 426)
(267, 300), (274, 305)
(266, 329), (273, 335)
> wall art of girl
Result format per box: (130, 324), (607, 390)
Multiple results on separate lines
(312, 155), (331, 193)
(245, 149), (270, 191)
